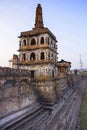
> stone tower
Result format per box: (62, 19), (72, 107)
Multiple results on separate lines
(16, 4), (58, 80)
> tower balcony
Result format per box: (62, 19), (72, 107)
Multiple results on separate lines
(18, 44), (57, 52)
(18, 45), (37, 51)
(18, 59), (57, 65)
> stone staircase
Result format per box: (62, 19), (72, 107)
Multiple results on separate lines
(0, 102), (49, 130)
(0, 76), (86, 130)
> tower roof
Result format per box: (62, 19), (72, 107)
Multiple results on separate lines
(34, 4), (44, 28)
(18, 4), (57, 41)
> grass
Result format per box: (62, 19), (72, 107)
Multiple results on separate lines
(79, 85), (87, 130)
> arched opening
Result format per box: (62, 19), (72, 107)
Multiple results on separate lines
(23, 39), (26, 46)
(51, 54), (53, 60)
(30, 52), (35, 60)
(48, 53), (50, 60)
(31, 38), (36, 45)
(40, 37), (44, 44)
(22, 54), (26, 61)
(30, 70), (35, 78)
(52, 70), (54, 78)
(40, 52), (45, 60)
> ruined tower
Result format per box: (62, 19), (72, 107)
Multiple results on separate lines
(14, 4), (58, 80)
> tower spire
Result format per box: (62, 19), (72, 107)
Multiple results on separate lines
(35, 4), (44, 28)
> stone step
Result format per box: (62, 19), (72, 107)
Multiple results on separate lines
(28, 111), (49, 130)
(0, 103), (42, 130)
(15, 111), (49, 130)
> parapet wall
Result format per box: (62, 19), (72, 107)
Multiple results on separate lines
(0, 82), (38, 119)
(0, 67), (38, 123)
(0, 67), (30, 77)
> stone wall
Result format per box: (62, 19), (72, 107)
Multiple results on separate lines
(0, 68), (87, 130)
(0, 67), (38, 126)
(0, 82), (38, 119)
(43, 75), (87, 130)
(34, 75), (73, 104)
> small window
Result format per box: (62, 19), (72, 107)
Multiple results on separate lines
(23, 39), (26, 46)
(31, 38), (36, 45)
(52, 70), (54, 78)
(48, 53), (50, 60)
(30, 52), (35, 60)
(40, 52), (45, 60)
(51, 54), (53, 60)
(30, 70), (35, 78)
(40, 37), (44, 44)
(22, 54), (26, 61)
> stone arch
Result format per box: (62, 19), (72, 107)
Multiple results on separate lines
(31, 38), (36, 45)
(40, 37), (44, 44)
(40, 52), (45, 60)
(30, 52), (35, 60)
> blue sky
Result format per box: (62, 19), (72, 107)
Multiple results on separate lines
(0, 0), (87, 69)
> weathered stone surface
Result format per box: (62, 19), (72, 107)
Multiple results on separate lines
(0, 68), (38, 123)
(0, 66), (87, 130)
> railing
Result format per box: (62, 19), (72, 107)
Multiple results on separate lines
(0, 67), (30, 77)
(18, 59), (57, 65)
(18, 44), (57, 52)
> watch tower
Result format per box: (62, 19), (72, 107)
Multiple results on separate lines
(16, 4), (58, 80)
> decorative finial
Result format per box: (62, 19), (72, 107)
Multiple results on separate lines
(35, 4), (44, 28)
